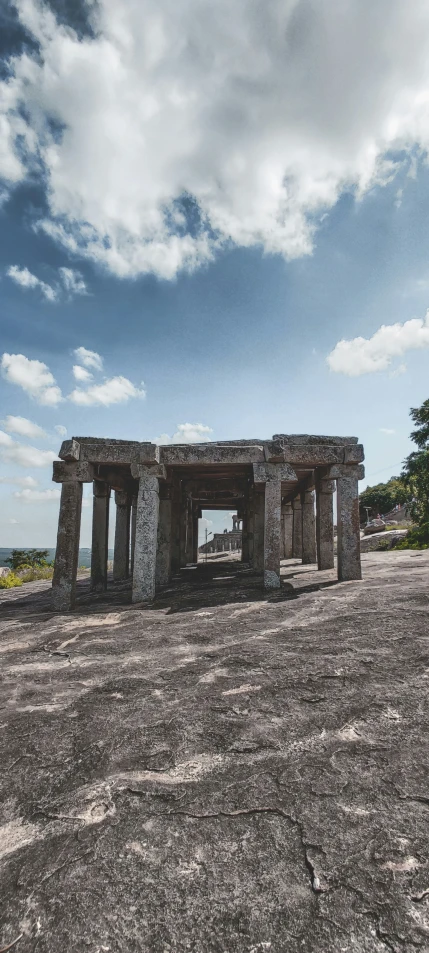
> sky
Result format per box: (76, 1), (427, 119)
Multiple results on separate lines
(1, 0), (429, 549)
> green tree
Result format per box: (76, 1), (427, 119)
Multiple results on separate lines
(401, 398), (429, 532)
(359, 476), (409, 522)
(6, 549), (50, 571)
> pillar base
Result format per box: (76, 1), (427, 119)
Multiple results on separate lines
(264, 569), (281, 589)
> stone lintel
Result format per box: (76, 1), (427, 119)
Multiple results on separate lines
(324, 464), (365, 480)
(160, 445), (265, 466)
(93, 480), (110, 498)
(253, 463), (297, 483)
(131, 463), (167, 481)
(281, 445), (364, 466)
(272, 434), (359, 446)
(59, 438), (80, 461)
(78, 441), (140, 464)
(52, 461), (94, 484)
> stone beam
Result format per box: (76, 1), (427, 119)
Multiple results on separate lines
(160, 445), (265, 466)
(253, 463), (297, 483)
(59, 438), (80, 461)
(281, 445), (364, 466)
(53, 461), (94, 483)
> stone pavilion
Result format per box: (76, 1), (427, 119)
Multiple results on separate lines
(51, 434), (364, 610)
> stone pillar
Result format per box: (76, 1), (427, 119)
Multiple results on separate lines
(241, 509), (250, 562)
(283, 502), (293, 559)
(130, 494), (137, 576)
(337, 470), (362, 581)
(156, 485), (172, 587)
(185, 500), (194, 564)
(301, 489), (316, 564)
(131, 464), (166, 602)
(170, 482), (181, 574)
(192, 505), (199, 563)
(253, 462), (297, 589)
(52, 461), (93, 611)
(292, 497), (302, 558)
(113, 490), (131, 581)
(316, 476), (335, 570)
(91, 481), (110, 591)
(252, 490), (265, 572)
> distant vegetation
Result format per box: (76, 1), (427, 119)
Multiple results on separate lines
(359, 397), (429, 550)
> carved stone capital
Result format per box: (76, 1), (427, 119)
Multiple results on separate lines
(52, 461), (94, 484)
(131, 463), (167, 481)
(253, 462), (297, 483)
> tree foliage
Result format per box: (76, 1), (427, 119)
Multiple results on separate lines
(359, 477), (409, 521)
(5, 549), (50, 571)
(402, 398), (429, 529)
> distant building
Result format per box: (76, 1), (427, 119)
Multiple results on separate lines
(199, 517), (242, 554)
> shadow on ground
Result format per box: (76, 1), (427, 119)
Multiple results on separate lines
(1, 552), (428, 952)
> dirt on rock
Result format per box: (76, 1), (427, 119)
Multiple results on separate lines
(0, 552), (428, 953)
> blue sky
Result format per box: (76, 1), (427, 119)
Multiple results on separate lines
(1, 0), (429, 547)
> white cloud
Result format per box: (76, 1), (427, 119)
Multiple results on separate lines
(73, 347), (103, 371)
(9, 518), (19, 524)
(7, 264), (57, 301)
(1, 415), (47, 439)
(327, 311), (429, 376)
(72, 364), (93, 383)
(156, 423), (213, 444)
(0, 434), (58, 468)
(379, 428), (396, 435)
(69, 376), (146, 406)
(13, 487), (61, 502)
(59, 267), (87, 296)
(0, 475), (38, 486)
(1, 353), (63, 405)
(3, 1), (429, 278)
(54, 424), (67, 437)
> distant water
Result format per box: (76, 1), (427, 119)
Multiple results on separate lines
(0, 548), (114, 568)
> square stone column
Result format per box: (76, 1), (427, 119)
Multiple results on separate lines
(252, 490), (265, 571)
(301, 488), (316, 564)
(292, 497), (302, 558)
(91, 481), (110, 592)
(192, 504), (199, 563)
(180, 495), (189, 567)
(241, 509), (250, 562)
(52, 461), (93, 611)
(253, 462), (297, 589)
(130, 494), (137, 576)
(131, 464), (166, 602)
(156, 485), (173, 587)
(316, 476), (335, 570)
(283, 502), (293, 559)
(337, 470), (362, 581)
(113, 490), (131, 581)
(170, 482), (182, 574)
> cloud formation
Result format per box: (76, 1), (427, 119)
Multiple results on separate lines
(7, 265), (56, 301)
(0, 475), (38, 486)
(1, 415), (47, 439)
(58, 267), (87, 297)
(69, 376), (146, 406)
(3, 1), (429, 278)
(156, 423), (213, 444)
(1, 353), (63, 405)
(327, 311), (429, 376)
(73, 347), (103, 371)
(13, 487), (61, 502)
(72, 365), (93, 383)
(54, 424), (67, 437)
(0, 431), (58, 467)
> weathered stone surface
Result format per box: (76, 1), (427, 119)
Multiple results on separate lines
(52, 461), (93, 483)
(131, 463), (167, 481)
(337, 473), (362, 581)
(51, 481), (82, 610)
(132, 468), (161, 602)
(91, 482), (110, 592)
(282, 445), (364, 465)
(78, 440), (141, 464)
(156, 492), (172, 587)
(252, 491), (265, 572)
(316, 477), (335, 571)
(301, 489), (316, 564)
(273, 433), (359, 445)
(138, 443), (161, 464)
(253, 463), (297, 483)
(2, 551), (427, 953)
(58, 438), (80, 461)
(113, 491), (131, 581)
(264, 480), (282, 588)
(292, 497), (302, 558)
(282, 502), (293, 559)
(325, 463), (365, 480)
(161, 445), (265, 465)
(363, 519), (386, 535)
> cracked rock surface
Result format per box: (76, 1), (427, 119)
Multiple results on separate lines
(0, 552), (428, 953)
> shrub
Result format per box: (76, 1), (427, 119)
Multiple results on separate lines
(393, 523), (429, 550)
(0, 572), (23, 589)
(17, 566), (54, 583)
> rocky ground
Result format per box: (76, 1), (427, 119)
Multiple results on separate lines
(0, 552), (428, 953)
